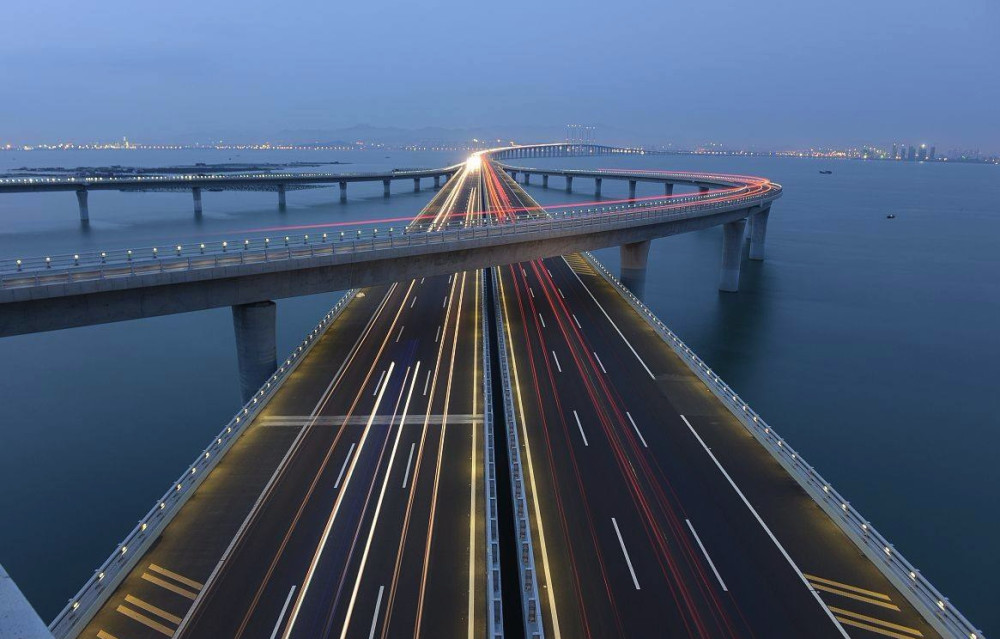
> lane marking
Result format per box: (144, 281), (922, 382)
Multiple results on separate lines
(835, 616), (918, 639)
(563, 257), (655, 379)
(368, 585), (385, 639)
(678, 414), (849, 637)
(434, 325), (441, 343)
(334, 442), (357, 489)
(811, 583), (901, 610)
(593, 352), (607, 373)
(547, 269), (554, 277)
(410, 297), (417, 309)
(115, 605), (174, 636)
(572, 313), (581, 329)
(558, 287), (565, 299)
(551, 350), (562, 373)
(625, 412), (648, 448)
(804, 574), (892, 600)
(443, 296), (448, 308)
(829, 607), (922, 637)
(97, 631), (118, 639)
(529, 287), (535, 298)
(396, 325), (404, 343)
(141, 573), (197, 600)
(124, 595), (182, 624)
(611, 518), (640, 590)
(269, 585), (297, 639)
(423, 369), (432, 396)
(572, 410), (589, 447)
(402, 442), (416, 488)
(374, 369), (386, 396)
(148, 564), (203, 590)
(539, 313), (546, 328)
(685, 519), (728, 591)
(420, 277), (425, 284)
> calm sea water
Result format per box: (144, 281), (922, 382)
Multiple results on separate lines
(0, 150), (996, 633)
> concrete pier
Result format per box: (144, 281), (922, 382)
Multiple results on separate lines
(339, 181), (348, 203)
(277, 184), (287, 210)
(620, 239), (651, 299)
(413, 178), (421, 193)
(192, 187), (203, 216)
(76, 189), (89, 223)
(523, 172), (530, 185)
(383, 179), (391, 198)
(565, 176), (573, 193)
(719, 218), (747, 292)
(665, 183), (674, 196)
(699, 186), (710, 194)
(232, 300), (277, 404)
(434, 175), (440, 189)
(595, 177), (602, 198)
(749, 207), (770, 260)
(629, 180), (637, 199)
(542, 175), (549, 188)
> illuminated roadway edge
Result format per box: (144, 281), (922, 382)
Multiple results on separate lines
(31, 143), (984, 639)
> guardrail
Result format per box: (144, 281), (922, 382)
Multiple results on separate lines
(47, 288), (359, 639)
(1, 185), (779, 289)
(580, 251), (985, 639)
(490, 268), (545, 639)
(480, 270), (505, 639)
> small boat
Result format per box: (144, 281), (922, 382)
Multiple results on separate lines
(886, 214), (896, 219)
(819, 170), (833, 175)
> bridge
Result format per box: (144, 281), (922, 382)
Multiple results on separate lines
(0, 144), (984, 639)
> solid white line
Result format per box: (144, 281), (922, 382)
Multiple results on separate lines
(539, 313), (546, 328)
(374, 369), (386, 396)
(572, 314), (581, 329)
(368, 585), (385, 639)
(396, 326), (404, 343)
(678, 415), (849, 637)
(333, 443), (356, 489)
(563, 257), (655, 380)
(423, 369), (432, 396)
(593, 352), (607, 373)
(434, 325), (441, 343)
(625, 412), (648, 448)
(410, 297), (417, 308)
(611, 518), (640, 590)
(551, 350), (562, 373)
(572, 411), (589, 446)
(402, 443), (416, 488)
(269, 585), (297, 639)
(685, 519), (728, 591)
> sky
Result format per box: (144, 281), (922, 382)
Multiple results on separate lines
(1, 0), (997, 150)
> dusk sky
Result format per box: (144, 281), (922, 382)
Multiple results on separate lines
(2, 0), (997, 149)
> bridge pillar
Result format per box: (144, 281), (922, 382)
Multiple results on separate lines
(510, 171), (518, 181)
(434, 175), (440, 188)
(75, 189), (89, 223)
(192, 187), (203, 216)
(383, 179), (391, 198)
(277, 184), (287, 210)
(595, 178), (602, 198)
(413, 177), (421, 192)
(339, 181), (348, 203)
(620, 240), (651, 300)
(719, 219), (747, 292)
(565, 176), (573, 193)
(629, 180), (637, 199)
(523, 172), (530, 185)
(542, 175), (549, 188)
(699, 186), (710, 194)
(232, 301), (277, 404)
(664, 183), (674, 196)
(749, 207), (770, 261)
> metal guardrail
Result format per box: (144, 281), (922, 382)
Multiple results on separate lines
(47, 288), (359, 639)
(490, 267), (545, 639)
(579, 251), (985, 639)
(1, 185), (779, 289)
(480, 269), (504, 639)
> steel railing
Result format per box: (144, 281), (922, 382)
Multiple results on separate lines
(580, 251), (985, 639)
(481, 269), (505, 639)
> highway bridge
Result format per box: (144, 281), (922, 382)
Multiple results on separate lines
(0, 145), (984, 639)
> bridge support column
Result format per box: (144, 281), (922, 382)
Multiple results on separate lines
(699, 186), (710, 194)
(192, 187), (202, 216)
(719, 219), (747, 292)
(595, 177), (602, 198)
(413, 178), (420, 192)
(629, 180), (637, 199)
(232, 301), (277, 404)
(620, 240), (651, 300)
(76, 189), (89, 223)
(542, 175), (549, 188)
(523, 172), (530, 185)
(383, 179), (391, 198)
(748, 207), (770, 260)
(664, 183), (674, 196)
(339, 181), (348, 203)
(277, 184), (287, 210)
(434, 175), (440, 188)
(565, 176), (573, 193)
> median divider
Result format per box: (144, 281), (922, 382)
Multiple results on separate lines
(580, 251), (985, 639)
(48, 288), (358, 639)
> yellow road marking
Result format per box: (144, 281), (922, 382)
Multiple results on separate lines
(805, 574), (891, 600)
(116, 605), (174, 636)
(836, 616), (920, 639)
(97, 631), (119, 639)
(829, 606), (922, 636)
(124, 595), (182, 625)
(141, 573), (198, 600)
(811, 583), (900, 610)
(148, 564), (204, 590)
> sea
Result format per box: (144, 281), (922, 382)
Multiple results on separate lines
(0, 149), (996, 634)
